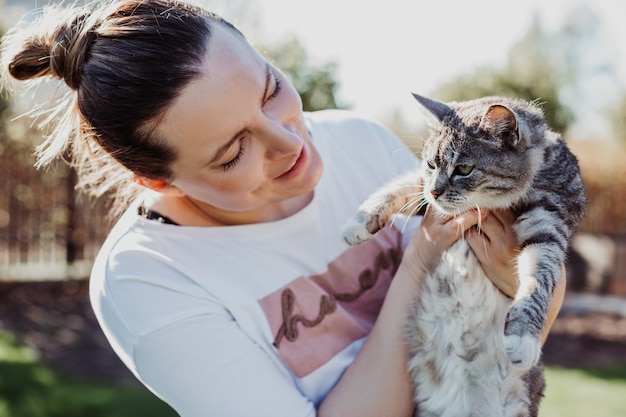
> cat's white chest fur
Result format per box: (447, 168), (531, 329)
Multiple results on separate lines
(407, 240), (532, 417)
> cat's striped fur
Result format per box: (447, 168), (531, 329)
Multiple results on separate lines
(343, 94), (585, 417)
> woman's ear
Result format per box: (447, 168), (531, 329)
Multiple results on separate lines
(133, 175), (185, 196)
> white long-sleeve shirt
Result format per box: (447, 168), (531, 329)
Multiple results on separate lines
(90, 110), (421, 416)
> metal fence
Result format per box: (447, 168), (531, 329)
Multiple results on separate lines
(1, 140), (110, 280)
(1, 134), (625, 282)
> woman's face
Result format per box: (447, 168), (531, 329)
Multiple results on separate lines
(155, 23), (323, 223)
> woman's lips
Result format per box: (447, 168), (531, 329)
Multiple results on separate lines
(276, 145), (307, 180)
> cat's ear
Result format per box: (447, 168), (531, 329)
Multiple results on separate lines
(479, 105), (520, 147)
(412, 93), (454, 122)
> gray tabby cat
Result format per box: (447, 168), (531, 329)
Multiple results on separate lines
(343, 94), (585, 417)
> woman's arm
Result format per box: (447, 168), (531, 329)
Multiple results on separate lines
(543, 270), (565, 344)
(318, 209), (487, 417)
(319, 208), (566, 417)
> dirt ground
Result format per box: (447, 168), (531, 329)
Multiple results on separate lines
(0, 280), (625, 384)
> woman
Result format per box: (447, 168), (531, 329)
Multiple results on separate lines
(0, 1), (565, 416)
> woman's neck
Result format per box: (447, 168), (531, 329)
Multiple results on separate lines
(145, 191), (313, 227)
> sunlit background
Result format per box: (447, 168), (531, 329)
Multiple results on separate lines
(0, 1), (625, 417)
(3, 0), (625, 139)
(192, 0), (626, 140)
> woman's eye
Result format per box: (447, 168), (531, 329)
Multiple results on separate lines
(267, 75), (281, 101)
(221, 139), (247, 171)
(453, 164), (474, 176)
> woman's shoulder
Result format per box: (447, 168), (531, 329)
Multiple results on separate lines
(305, 109), (390, 133)
(306, 110), (418, 171)
(306, 109), (402, 152)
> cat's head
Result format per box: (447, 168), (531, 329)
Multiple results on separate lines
(413, 93), (547, 216)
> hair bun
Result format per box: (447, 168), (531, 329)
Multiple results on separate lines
(4, 5), (99, 90)
(50, 11), (99, 90)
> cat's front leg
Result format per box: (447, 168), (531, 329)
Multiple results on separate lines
(504, 241), (563, 369)
(503, 314), (543, 370)
(342, 171), (423, 245)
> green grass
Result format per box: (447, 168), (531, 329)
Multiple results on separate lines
(540, 366), (626, 417)
(0, 329), (178, 417)
(1, 328), (625, 416)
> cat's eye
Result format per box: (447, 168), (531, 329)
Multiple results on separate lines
(427, 161), (436, 170)
(453, 165), (474, 176)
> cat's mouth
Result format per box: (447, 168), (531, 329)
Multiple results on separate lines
(423, 194), (469, 217)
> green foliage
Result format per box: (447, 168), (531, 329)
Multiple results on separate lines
(541, 366), (626, 417)
(611, 94), (626, 144)
(434, 67), (572, 134)
(263, 37), (346, 112)
(432, 10), (608, 134)
(0, 330), (177, 417)
(0, 29), (8, 132)
(2, 328), (625, 417)
(0, 93), (7, 131)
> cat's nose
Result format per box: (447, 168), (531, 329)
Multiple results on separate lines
(430, 189), (440, 199)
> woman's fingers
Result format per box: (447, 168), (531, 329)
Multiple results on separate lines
(421, 208), (485, 248)
(466, 209), (519, 298)
(406, 209), (486, 276)
(468, 209), (517, 259)
(406, 207), (520, 297)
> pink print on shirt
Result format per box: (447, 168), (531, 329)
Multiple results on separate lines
(257, 226), (403, 377)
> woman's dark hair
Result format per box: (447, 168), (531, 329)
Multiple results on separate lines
(1, 0), (242, 213)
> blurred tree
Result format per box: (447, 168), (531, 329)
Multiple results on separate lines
(0, 22), (7, 130)
(1, 20), (9, 183)
(0, 84), (7, 133)
(611, 93), (626, 144)
(263, 36), (346, 112)
(0, 95), (9, 137)
(0, 15), (84, 268)
(0, 89), (7, 119)
(432, 9), (604, 135)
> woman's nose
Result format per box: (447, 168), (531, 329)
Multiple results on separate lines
(263, 120), (302, 160)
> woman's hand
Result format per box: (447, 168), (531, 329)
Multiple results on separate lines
(465, 209), (519, 298)
(465, 208), (567, 343)
(403, 208), (488, 281)
(321, 207), (488, 417)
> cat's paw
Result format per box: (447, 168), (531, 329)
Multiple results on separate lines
(342, 215), (374, 246)
(503, 333), (542, 369)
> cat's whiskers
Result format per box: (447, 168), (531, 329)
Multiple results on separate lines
(475, 204), (484, 230)
(397, 133), (427, 155)
(390, 193), (427, 233)
(399, 195), (424, 215)
(475, 204), (492, 263)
